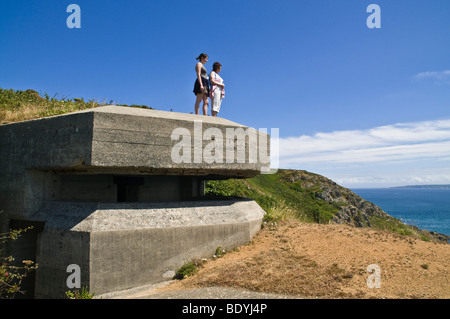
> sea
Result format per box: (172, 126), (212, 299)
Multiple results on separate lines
(351, 187), (450, 236)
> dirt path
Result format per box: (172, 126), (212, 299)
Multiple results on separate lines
(143, 220), (449, 299)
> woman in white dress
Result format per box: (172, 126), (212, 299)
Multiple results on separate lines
(209, 62), (225, 117)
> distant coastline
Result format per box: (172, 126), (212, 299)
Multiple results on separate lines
(390, 184), (450, 189)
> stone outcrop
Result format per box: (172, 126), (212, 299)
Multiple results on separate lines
(316, 185), (389, 227)
(287, 170), (449, 243)
(284, 170), (388, 227)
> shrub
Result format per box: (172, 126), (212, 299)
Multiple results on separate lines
(65, 287), (94, 299)
(214, 246), (227, 258)
(174, 259), (207, 279)
(174, 261), (199, 279)
(0, 224), (38, 299)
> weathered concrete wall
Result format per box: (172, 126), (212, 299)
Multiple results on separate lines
(90, 106), (269, 175)
(0, 106), (270, 298)
(0, 112), (93, 223)
(34, 199), (264, 298)
(0, 105), (270, 222)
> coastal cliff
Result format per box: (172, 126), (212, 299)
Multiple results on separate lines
(206, 169), (449, 243)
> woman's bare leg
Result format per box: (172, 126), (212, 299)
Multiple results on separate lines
(194, 94), (203, 114)
(203, 95), (209, 115)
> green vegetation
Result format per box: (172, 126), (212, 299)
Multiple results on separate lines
(65, 287), (94, 299)
(368, 216), (415, 236)
(205, 170), (342, 224)
(0, 223), (38, 299)
(214, 246), (227, 258)
(174, 259), (206, 279)
(0, 87), (152, 124)
(175, 247), (230, 281)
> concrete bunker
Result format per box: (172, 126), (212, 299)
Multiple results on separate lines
(0, 105), (270, 298)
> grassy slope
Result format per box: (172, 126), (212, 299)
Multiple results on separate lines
(205, 170), (443, 242)
(0, 87), (150, 124)
(206, 170), (340, 224)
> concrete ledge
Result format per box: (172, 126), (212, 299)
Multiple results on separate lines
(34, 199), (265, 298)
(0, 105), (269, 177)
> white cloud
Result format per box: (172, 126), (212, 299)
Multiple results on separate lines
(332, 165), (450, 188)
(278, 119), (450, 187)
(282, 141), (450, 165)
(280, 119), (450, 161)
(413, 70), (450, 84)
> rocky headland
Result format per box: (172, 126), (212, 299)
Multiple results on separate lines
(206, 169), (450, 243)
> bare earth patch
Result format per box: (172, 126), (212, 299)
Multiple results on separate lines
(157, 219), (450, 299)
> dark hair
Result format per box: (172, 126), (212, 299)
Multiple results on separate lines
(196, 53), (208, 61)
(212, 62), (222, 72)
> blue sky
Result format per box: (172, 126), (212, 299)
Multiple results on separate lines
(1, 0), (449, 187)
